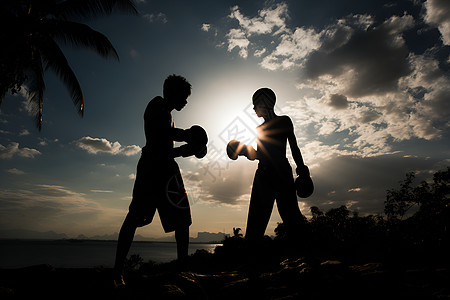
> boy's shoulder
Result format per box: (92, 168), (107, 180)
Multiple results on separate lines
(279, 115), (293, 126)
(279, 115), (292, 121)
(148, 96), (164, 108)
(145, 96), (165, 115)
(257, 115), (292, 130)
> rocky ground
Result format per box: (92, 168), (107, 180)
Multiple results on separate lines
(1, 255), (449, 299)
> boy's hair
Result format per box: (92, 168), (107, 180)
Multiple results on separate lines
(252, 88), (276, 108)
(163, 74), (192, 99)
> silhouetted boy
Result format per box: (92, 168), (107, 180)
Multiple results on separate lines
(241, 88), (307, 244)
(114, 75), (206, 285)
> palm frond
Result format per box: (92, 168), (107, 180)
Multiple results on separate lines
(26, 50), (46, 131)
(36, 36), (84, 117)
(55, 0), (138, 20)
(44, 20), (119, 61)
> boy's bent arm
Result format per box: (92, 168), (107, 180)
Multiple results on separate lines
(173, 144), (192, 158)
(172, 128), (188, 142)
(246, 145), (258, 160)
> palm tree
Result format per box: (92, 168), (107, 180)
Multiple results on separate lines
(0, 0), (137, 130)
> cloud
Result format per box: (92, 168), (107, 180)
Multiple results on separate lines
(19, 129), (30, 136)
(0, 142), (41, 159)
(193, 160), (256, 206)
(7, 168), (25, 175)
(254, 48), (266, 57)
(75, 137), (141, 156)
(0, 184), (113, 234)
(226, 28), (250, 58)
(328, 94), (348, 110)
(0, 185), (92, 215)
(224, 3), (290, 59)
(201, 23), (211, 32)
(142, 12), (167, 23)
(119, 145), (142, 156)
(251, 8), (448, 155)
(303, 14), (414, 97)
(260, 26), (321, 70)
(424, 0), (450, 45)
(229, 3), (288, 35)
(301, 154), (445, 215)
(213, 2), (449, 146)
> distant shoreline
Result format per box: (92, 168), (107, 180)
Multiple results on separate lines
(0, 239), (222, 269)
(0, 238), (223, 244)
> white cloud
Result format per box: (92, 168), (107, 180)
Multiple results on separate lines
(254, 48), (266, 57)
(201, 23), (211, 32)
(260, 27), (321, 70)
(75, 137), (141, 156)
(424, 0), (450, 45)
(226, 28), (250, 58)
(7, 168), (25, 175)
(278, 12), (448, 157)
(119, 145), (142, 156)
(211, 2), (449, 175)
(229, 3), (288, 36)
(0, 142), (41, 159)
(224, 3), (290, 59)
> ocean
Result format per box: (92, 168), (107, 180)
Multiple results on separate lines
(0, 239), (221, 269)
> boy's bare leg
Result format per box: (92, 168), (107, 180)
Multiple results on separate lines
(114, 213), (137, 277)
(175, 226), (189, 261)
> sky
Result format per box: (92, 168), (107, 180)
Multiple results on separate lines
(0, 0), (449, 239)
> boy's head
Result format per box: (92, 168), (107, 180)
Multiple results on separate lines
(252, 88), (276, 117)
(163, 74), (192, 111)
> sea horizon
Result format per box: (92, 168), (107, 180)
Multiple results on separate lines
(0, 239), (222, 269)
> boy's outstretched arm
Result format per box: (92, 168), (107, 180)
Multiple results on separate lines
(287, 118), (305, 172)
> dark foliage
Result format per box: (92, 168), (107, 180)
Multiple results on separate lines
(0, 0), (137, 130)
(274, 167), (449, 266)
(211, 167), (450, 268)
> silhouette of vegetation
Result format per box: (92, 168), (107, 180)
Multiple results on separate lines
(123, 253), (144, 271)
(273, 167), (450, 265)
(211, 167), (450, 268)
(232, 227), (243, 238)
(0, 0), (137, 130)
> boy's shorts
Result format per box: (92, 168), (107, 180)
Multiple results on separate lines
(128, 155), (192, 232)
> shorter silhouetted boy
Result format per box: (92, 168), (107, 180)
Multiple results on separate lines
(114, 75), (207, 286)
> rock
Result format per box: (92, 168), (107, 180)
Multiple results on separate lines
(160, 284), (185, 298)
